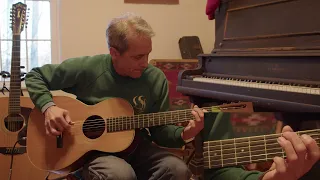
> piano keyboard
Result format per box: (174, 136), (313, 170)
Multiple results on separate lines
(193, 77), (320, 95)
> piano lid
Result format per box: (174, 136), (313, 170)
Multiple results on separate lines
(213, 0), (320, 54)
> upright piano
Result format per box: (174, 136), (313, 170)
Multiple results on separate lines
(178, 1), (320, 179)
(177, 0), (320, 113)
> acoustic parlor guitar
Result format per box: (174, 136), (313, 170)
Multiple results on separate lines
(0, 3), (48, 180)
(26, 96), (253, 174)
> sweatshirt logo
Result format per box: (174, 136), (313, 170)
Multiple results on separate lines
(132, 95), (146, 114)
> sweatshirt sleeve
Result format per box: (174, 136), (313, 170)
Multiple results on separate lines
(202, 112), (266, 180)
(204, 167), (264, 180)
(25, 57), (85, 112)
(148, 73), (186, 148)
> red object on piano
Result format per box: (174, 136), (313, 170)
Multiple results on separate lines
(206, 0), (220, 20)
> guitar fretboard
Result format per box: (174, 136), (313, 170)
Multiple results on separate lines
(105, 107), (213, 132)
(8, 35), (22, 114)
(82, 107), (218, 134)
(203, 129), (320, 169)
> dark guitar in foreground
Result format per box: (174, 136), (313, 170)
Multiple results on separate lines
(202, 128), (320, 169)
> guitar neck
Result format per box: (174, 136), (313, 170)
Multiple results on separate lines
(106, 107), (214, 132)
(203, 129), (320, 169)
(8, 34), (22, 114)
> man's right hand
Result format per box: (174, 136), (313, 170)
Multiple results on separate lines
(44, 106), (74, 136)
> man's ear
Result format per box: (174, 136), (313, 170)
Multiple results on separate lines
(110, 47), (120, 58)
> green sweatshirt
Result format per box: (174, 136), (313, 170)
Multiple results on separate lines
(25, 54), (185, 148)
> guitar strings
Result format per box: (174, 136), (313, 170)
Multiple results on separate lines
(203, 133), (320, 163)
(203, 140), (320, 168)
(204, 140), (320, 161)
(70, 115), (193, 126)
(203, 131), (320, 152)
(65, 116), (195, 135)
(71, 116), (193, 128)
(70, 112), (197, 125)
(204, 133), (320, 167)
(64, 111), (195, 130)
(204, 129), (320, 145)
(64, 106), (212, 125)
(205, 129), (319, 141)
(56, 106), (212, 132)
(204, 135), (319, 156)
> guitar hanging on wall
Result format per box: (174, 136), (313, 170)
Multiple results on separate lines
(0, 2), (48, 180)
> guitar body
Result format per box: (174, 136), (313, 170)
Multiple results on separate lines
(27, 96), (136, 174)
(0, 96), (48, 180)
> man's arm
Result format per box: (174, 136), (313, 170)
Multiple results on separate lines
(25, 57), (85, 112)
(148, 76), (186, 148)
(204, 167), (265, 180)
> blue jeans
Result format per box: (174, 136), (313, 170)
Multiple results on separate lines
(81, 141), (191, 180)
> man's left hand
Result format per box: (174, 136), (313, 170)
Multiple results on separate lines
(181, 105), (207, 141)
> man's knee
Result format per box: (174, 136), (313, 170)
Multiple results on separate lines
(82, 155), (136, 180)
(160, 155), (191, 179)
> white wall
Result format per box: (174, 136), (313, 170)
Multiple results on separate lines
(59, 0), (215, 60)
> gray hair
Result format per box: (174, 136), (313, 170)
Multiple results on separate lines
(106, 13), (155, 54)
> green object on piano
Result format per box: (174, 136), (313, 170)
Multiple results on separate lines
(211, 106), (221, 112)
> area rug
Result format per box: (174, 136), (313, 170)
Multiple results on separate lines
(149, 59), (199, 110)
(230, 112), (277, 137)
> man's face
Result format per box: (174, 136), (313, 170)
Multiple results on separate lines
(111, 35), (152, 78)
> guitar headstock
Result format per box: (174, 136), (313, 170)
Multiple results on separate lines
(10, 2), (28, 35)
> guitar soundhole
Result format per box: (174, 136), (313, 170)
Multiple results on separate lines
(83, 115), (105, 139)
(4, 114), (25, 132)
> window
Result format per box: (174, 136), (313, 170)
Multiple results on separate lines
(0, 0), (60, 88)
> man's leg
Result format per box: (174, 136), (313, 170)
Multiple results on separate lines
(82, 153), (136, 180)
(130, 141), (191, 180)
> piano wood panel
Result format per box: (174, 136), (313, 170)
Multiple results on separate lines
(202, 55), (320, 81)
(214, 0), (320, 52)
(228, 0), (295, 10)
